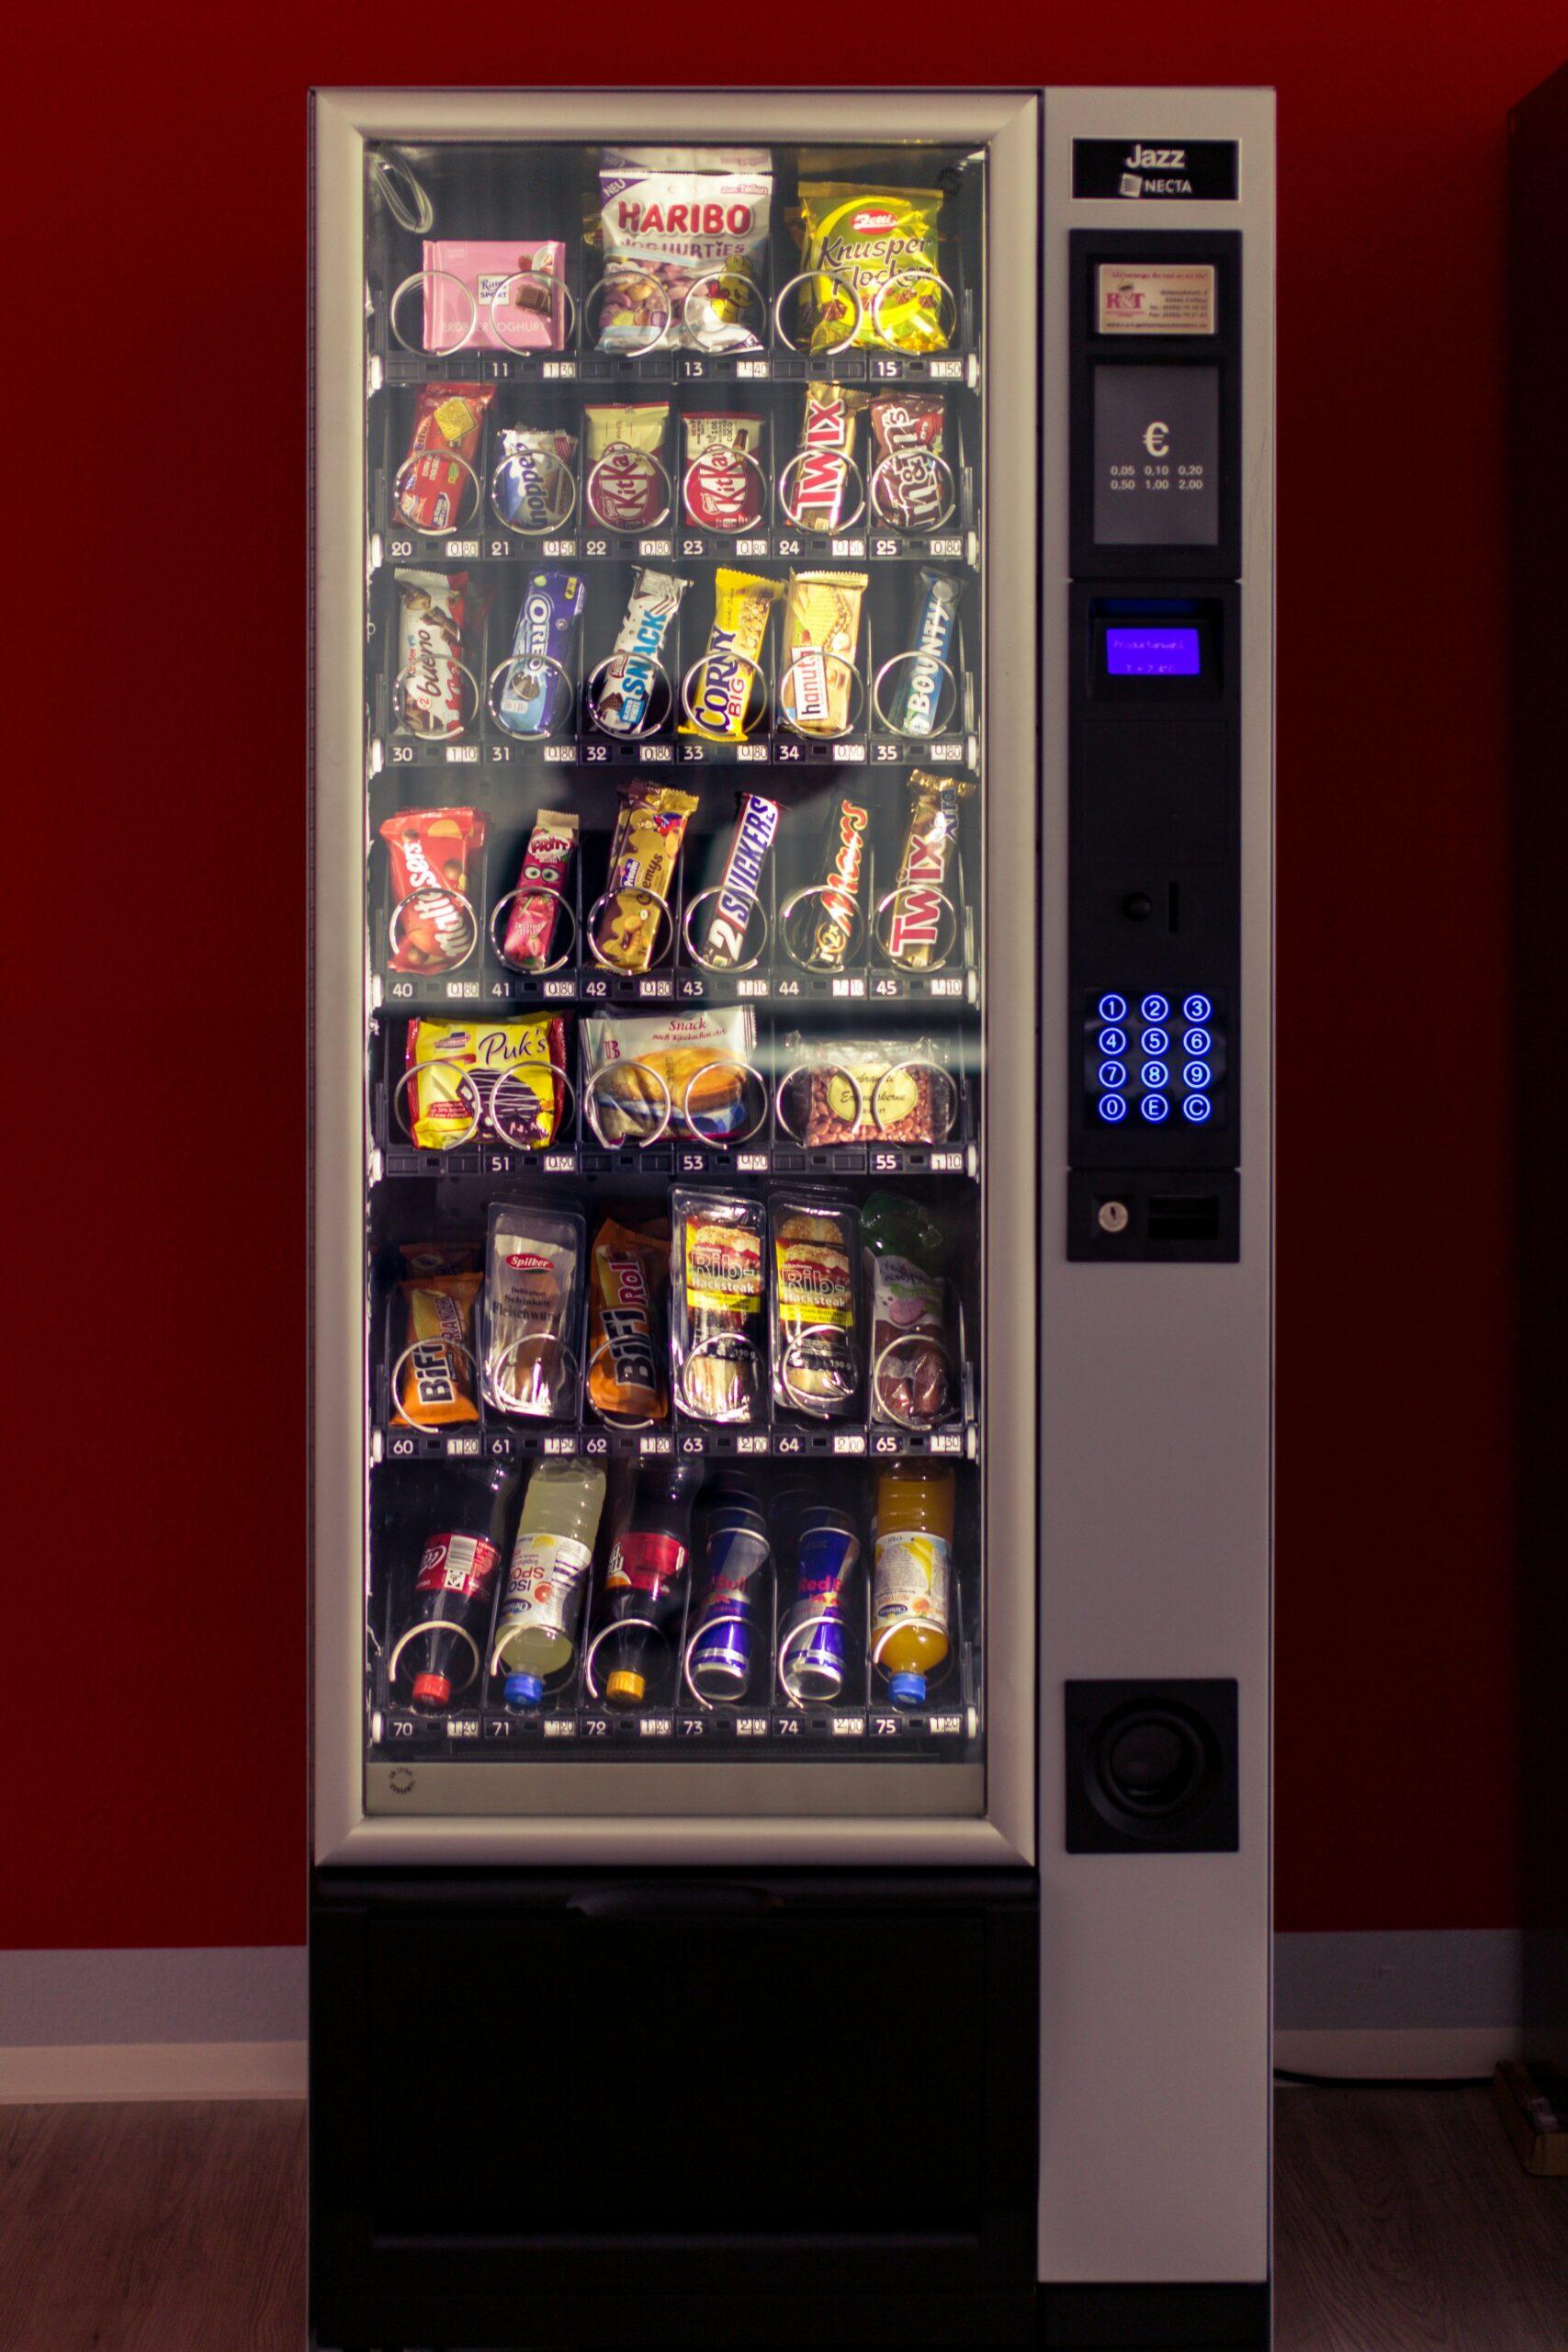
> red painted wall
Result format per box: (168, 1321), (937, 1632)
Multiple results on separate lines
(11, 9), (1557, 1949)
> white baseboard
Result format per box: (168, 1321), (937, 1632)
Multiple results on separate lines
(0, 2040), (308, 2104)
(1274, 2026), (1526, 2080)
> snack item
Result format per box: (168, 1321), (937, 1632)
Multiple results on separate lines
(483, 1199), (585, 1419)
(886, 770), (976, 968)
(680, 571), (780, 741)
(795, 792), (870, 971)
(492, 424), (577, 534)
(886, 568), (962, 737)
(796, 184), (947, 354)
(379, 807), (485, 973)
(403, 1014), (567, 1150)
(592, 781), (699, 970)
(392, 1270), (482, 1429)
(582, 1004), (758, 1145)
(682, 413), (765, 532)
(421, 239), (568, 352)
(394, 569), (469, 738)
(778, 1034), (953, 1148)
(783, 381), (866, 534)
(693, 792), (779, 968)
(596, 149), (771, 352)
(584, 402), (671, 532)
(501, 809), (578, 970)
(592, 568), (686, 736)
(771, 1193), (861, 1419)
(394, 386), (493, 530)
(587, 1216), (670, 1424)
(780, 571), (867, 736)
(495, 570), (583, 738)
(869, 391), (949, 531)
(863, 1192), (953, 1429)
(671, 1189), (767, 1422)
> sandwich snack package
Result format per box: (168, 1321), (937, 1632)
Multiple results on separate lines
(596, 149), (772, 352)
(483, 1198), (585, 1419)
(776, 1033), (956, 1148)
(421, 239), (568, 352)
(394, 569), (469, 737)
(500, 809), (578, 970)
(796, 185), (948, 354)
(680, 571), (780, 741)
(671, 1188), (767, 1423)
(862, 1191), (954, 1429)
(582, 1003), (758, 1146)
(402, 1014), (568, 1151)
(394, 385), (493, 531)
(780, 571), (867, 736)
(379, 807), (486, 973)
(771, 1193), (862, 1419)
(591, 780), (699, 970)
(587, 1216), (670, 1425)
(392, 1268), (482, 1429)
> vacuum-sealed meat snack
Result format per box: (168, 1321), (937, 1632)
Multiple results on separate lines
(796, 185), (948, 354)
(403, 1014), (567, 1151)
(682, 413), (766, 532)
(422, 239), (568, 352)
(495, 571), (583, 738)
(395, 386), (493, 531)
(592, 781), (698, 971)
(771, 1193), (862, 1419)
(492, 425), (577, 534)
(584, 403), (671, 533)
(392, 1269), (482, 1429)
(885, 769), (976, 968)
(671, 1189), (766, 1423)
(379, 807), (485, 973)
(587, 1216), (670, 1425)
(394, 570), (469, 738)
(582, 1004), (758, 1146)
(483, 1199), (585, 1419)
(863, 1191), (954, 1429)
(680, 572), (780, 741)
(592, 569), (686, 737)
(597, 149), (772, 352)
(780, 571), (867, 736)
(501, 809), (578, 970)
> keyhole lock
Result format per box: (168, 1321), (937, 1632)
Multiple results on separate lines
(1097, 1200), (1130, 1236)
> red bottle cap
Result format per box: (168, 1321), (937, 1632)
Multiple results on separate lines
(412, 1671), (452, 1710)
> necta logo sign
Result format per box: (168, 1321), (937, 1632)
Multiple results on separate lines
(1071, 138), (1240, 203)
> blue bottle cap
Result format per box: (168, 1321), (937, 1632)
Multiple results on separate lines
(889, 1671), (927, 1709)
(505, 1671), (545, 1709)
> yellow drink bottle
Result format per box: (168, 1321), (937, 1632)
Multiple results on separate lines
(872, 1464), (954, 1709)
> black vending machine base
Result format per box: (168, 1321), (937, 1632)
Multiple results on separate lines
(310, 1866), (1038, 2351)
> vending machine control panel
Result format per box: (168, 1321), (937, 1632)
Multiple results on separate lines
(1067, 231), (1244, 1261)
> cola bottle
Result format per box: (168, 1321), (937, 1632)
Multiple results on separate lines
(593, 1459), (702, 1708)
(388, 1465), (512, 1713)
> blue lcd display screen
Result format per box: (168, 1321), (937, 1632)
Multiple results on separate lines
(1104, 626), (1201, 678)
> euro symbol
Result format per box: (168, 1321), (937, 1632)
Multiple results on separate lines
(1143, 421), (1169, 457)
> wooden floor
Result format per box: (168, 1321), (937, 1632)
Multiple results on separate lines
(0, 2087), (1562, 2349)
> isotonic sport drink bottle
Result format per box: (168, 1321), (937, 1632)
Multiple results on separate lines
(489, 1457), (608, 1708)
(871, 1464), (954, 1708)
(592, 1460), (701, 1708)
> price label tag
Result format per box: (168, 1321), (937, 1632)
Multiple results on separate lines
(832, 1431), (866, 1455)
(831, 1714), (865, 1737)
(446, 744), (479, 763)
(928, 1712), (964, 1735)
(544, 744), (573, 763)
(736, 1714), (768, 1736)
(639, 538), (672, 560)
(638, 978), (672, 999)
(543, 360), (577, 379)
(931, 358), (963, 380)
(931, 1431), (964, 1454)
(447, 1434), (480, 1459)
(736, 1430), (769, 1453)
(736, 360), (770, 379)
(544, 1434), (576, 1455)
(544, 1716), (577, 1737)
(639, 1715), (674, 1737)
(543, 1152), (575, 1174)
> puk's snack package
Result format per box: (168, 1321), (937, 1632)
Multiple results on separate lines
(587, 1216), (671, 1424)
(770, 1193), (862, 1419)
(869, 391), (949, 531)
(886, 568), (962, 736)
(492, 424), (577, 533)
(781, 571), (867, 735)
(422, 239), (568, 352)
(592, 781), (699, 970)
(680, 571), (780, 741)
(593, 568), (686, 736)
(863, 1191), (953, 1429)
(886, 770), (976, 968)
(582, 1004), (758, 1145)
(584, 402), (671, 532)
(795, 791), (870, 972)
(682, 413), (765, 532)
(496, 570), (583, 737)
(501, 809), (578, 970)
(671, 1188), (767, 1423)
(392, 1271), (482, 1428)
(796, 185), (947, 354)
(395, 386), (494, 530)
(597, 149), (772, 352)
(379, 808), (486, 973)
(403, 1014), (568, 1150)
(694, 792), (780, 967)
(784, 381), (866, 534)
(778, 1033), (954, 1147)
(394, 570), (469, 737)
(483, 1198), (585, 1419)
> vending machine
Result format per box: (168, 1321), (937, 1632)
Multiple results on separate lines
(310, 86), (1274, 2350)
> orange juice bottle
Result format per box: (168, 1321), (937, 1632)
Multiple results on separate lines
(872, 1464), (955, 1708)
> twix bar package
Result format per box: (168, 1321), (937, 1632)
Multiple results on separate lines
(885, 769), (976, 969)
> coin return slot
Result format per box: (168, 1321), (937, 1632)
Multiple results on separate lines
(1147, 1193), (1221, 1244)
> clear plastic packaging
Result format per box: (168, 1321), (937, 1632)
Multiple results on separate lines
(769, 1191), (863, 1420)
(671, 1188), (767, 1424)
(481, 1195), (586, 1419)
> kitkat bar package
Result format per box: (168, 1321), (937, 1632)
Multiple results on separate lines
(422, 239), (568, 351)
(596, 149), (772, 352)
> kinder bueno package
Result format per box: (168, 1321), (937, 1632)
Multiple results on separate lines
(422, 239), (568, 352)
(596, 149), (771, 352)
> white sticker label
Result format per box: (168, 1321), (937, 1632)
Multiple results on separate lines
(1098, 264), (1216, 336)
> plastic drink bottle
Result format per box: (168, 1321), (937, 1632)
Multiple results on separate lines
(683, 1480), (772, 1703)
(593, 1460), (701, 1707)
(872, 1464), (954, 1708)
(490, 1457), (607, 1708)
(388, 1465), (512, 1713)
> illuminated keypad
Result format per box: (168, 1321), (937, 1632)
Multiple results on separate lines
(1085, 989), (1228, 1129)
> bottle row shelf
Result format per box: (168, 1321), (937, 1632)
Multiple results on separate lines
(374, 1419), (977, 1466)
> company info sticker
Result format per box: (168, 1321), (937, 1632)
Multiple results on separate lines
(1098, 265), (1216, 336)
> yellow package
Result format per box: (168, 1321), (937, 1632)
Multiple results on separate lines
(587, 1216), (670, 1424)
(392, 1273), (482, 1428)
(797, 184), (947, 354)
(404, 1015), (566, 1151)
(781, 571), (867, 735)
(680, 570), (782, 739)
